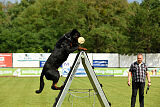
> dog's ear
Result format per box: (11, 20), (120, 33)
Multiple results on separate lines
(72, 29), (78, 33)
(70, 29), (79, 36)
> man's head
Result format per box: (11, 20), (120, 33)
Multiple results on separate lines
(137, 53), (143, 64)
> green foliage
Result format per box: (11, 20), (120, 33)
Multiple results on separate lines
(0, 0), (159, 54)
(127, 0), (160, 54)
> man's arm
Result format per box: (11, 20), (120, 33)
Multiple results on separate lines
(128, 71), (132, 86)
(146, 71), (151, 86)
(128, 64), (133, 86)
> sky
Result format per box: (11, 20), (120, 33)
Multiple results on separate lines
(128, 0), (143, 3)
(1, 0), (143, 4)
(0, 0), (21, 3)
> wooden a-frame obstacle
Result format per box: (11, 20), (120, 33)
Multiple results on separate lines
(53, 51), (111, 107)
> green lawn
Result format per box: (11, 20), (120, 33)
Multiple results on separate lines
(0, 77), (159, 107)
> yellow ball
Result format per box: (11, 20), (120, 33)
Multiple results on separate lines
(78, 37), (85, 44)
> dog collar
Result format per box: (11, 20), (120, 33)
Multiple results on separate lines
(64, 34), (72, 42)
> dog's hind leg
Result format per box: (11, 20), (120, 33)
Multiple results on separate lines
(51, 69), (64, 90)
(51, 82), (65, 90)
(46, 69), (64, 90)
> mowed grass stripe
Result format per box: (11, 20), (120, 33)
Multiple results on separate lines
(1, 78), (33, 106)
(0, 77), (160, 107)
(98, 77), (131, 107)
(0, 77), (14, 105)
(144, 77), (160, 107)
(0, 78), (23, 104)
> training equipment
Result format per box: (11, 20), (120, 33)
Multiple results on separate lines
(53, 51), (111, 107)
(67, 89), (96, 107)
(78, 37), (85, 44)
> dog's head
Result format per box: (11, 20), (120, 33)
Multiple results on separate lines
(56, 29), (81, 48)
(65, 29), (81, 44)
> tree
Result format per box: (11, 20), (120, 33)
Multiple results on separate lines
(0, 0), (159, 54)
(127, 0), (160, 54)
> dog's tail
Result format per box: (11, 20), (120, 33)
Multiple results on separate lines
(35, 73), (45, 94)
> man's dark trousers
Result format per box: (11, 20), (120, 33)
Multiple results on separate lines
(131, 82), (145, 107)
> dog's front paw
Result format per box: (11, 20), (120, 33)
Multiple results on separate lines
(78, 47), (87, 51)
(82, 48), (87, 51)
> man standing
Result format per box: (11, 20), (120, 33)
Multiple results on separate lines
(128, 53), (151, 107)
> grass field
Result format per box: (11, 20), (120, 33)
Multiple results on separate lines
(0, 77), (159, 107)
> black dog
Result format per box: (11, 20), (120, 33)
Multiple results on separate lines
(36, 29), (87, 94)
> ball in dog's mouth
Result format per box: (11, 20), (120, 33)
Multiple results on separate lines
(78, 37), (85, 44)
